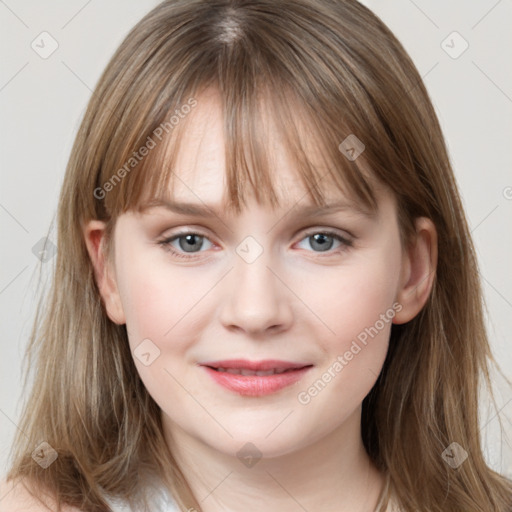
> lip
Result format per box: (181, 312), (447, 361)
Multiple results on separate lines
(199, 359), (313, 396)
(200, 359), (310, 371)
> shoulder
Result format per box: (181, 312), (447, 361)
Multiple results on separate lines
(0, 477), (82, 512)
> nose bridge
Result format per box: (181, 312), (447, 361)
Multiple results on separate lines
(219, 235), (291, 334)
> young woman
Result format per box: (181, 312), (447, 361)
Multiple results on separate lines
(2, 0), (511, 511)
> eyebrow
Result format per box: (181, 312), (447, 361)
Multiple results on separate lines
(139, 198), (376, 219)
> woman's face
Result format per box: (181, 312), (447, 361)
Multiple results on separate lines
(103, 90), (409, 459)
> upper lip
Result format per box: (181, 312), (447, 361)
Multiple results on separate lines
(200, 359), (312, 371)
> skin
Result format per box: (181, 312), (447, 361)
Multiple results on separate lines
(84, 88), (437, 512)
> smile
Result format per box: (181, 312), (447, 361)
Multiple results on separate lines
(199, 359), (313, 396)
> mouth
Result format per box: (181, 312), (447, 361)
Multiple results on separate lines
(199, 359), (314, 396)
(210, 367), (303, 376)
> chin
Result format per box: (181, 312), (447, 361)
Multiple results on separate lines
(205, 423), (312, 460)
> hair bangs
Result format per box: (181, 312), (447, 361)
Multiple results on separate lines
(100, 79), (379, 222)
(98, 88), (197, 218)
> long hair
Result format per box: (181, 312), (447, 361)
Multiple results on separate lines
(6, 1), (512, 510)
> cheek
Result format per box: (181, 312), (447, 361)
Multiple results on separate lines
(117, 262), (178, 342)
(114, 251), (210, 406)
(306, 243), (402, 398)
(114, 249), (220, 395)
(115, 248), (200, 344)
(322, 252), (400, 343)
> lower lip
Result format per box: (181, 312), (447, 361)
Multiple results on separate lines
(201, 366), (312, 396)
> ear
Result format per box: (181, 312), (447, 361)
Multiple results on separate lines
(393, 217), (438, 325)
(83, 220), (126, 325)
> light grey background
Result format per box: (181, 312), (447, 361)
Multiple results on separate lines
(1, 0), (511, 482)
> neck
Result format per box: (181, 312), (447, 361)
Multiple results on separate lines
(163, 408), (386, 512)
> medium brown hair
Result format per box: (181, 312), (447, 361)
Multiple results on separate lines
(6, 0), (512, 510)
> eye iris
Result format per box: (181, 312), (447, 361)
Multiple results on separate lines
(310, 233), (333, 252)
(179, 234), (203, 252)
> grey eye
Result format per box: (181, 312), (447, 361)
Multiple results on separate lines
(307, 233), (335, 252)
(167, 233), (214, 254)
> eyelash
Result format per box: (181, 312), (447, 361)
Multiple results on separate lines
(157, 229), (354, 260)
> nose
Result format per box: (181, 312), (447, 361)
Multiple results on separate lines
(218, 246), (293, 336)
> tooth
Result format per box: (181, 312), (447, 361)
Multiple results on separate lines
(214, 367), (297, 376)
(255, 370), (273, 376)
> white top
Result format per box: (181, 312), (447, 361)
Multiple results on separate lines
(104, 490), (400, 512)
(103, 487), (401, 512)
(103, 485), (180, 512)
(103, 478), (400, 512)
